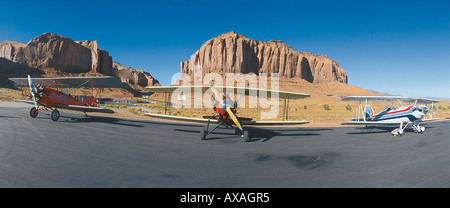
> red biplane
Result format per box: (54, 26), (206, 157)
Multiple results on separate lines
(9, 75), (128, 121)
(145, 83), (310, 142)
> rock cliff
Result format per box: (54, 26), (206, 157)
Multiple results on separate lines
(112, 61), (160, 88)
(0, 32), (159, 88)
(181, 31), (347, 83)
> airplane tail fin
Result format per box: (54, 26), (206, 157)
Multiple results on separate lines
(364, 105), (374, 120)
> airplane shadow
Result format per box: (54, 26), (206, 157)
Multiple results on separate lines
(174, 126), (332, 142)
(246, 127), (329, 142)
(0, 115), (20, 119)
(40, 112), (206, 129)
(59, 115), (146, 128)
(346, 125), (435, 135)
(59, 115), (209, 129)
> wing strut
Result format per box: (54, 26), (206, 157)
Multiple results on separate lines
(283, 95), (290, 121)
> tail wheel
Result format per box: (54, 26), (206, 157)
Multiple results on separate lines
(51, 109), (60, 121)
(30, 107), (38, 118)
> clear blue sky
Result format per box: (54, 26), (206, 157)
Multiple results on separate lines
(1, 0), (449, 98)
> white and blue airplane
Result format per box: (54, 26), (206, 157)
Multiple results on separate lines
(341, 96), (440, 136)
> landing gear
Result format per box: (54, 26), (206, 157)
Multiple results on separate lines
(391, 122), (425, 136)
(412, 124), (425, 133)
(30, 107), (38, 118)
(242, 130), (249, 142)
(391, 122), (407, 136)
(200, 129), (207, 140)
(51, 109), (60, 121)
(391, 128), (404, 136)
(200, 119), (250, 142)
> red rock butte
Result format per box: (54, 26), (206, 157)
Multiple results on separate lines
(0, 32), (160, 88)
(181, 31), (348, 84)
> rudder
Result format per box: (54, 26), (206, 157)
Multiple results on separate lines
(364, 105), (374, 120)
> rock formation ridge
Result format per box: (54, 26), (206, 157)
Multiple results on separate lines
(0, 32), (159, 88)
(181, 31), (347, 84)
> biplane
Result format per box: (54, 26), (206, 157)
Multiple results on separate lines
(8, 75), (129, 121)
(341, 96), (440, 136)
(145, 83), (310, 142)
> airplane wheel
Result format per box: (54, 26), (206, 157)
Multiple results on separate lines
(30, 107), (38, 118)
(420, 126), (425, 133)
(200, 129), (207, 140)
(243, 130), (249, 142)
(51, 110), (60, 121)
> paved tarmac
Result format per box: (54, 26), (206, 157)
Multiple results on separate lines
(0, 102), (449, 187)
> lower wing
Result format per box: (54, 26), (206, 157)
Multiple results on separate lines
(145, 113), (308, 125)
(341, 121), (401, 126)
(145, 113), (217, 123)
(419, 118), (440, 122)
(55, 104), (114, 113)
(16, 99), (36, 105)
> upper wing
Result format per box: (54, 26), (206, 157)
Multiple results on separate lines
(54, 104), (114, 113)
(402, 97), (440, 104)
(342, 96), (405, 102)
(220, 86), (310, 99)
(145, 85), (310, 99)
(342, 96), (440, 104)
(9, 76), (129, 88)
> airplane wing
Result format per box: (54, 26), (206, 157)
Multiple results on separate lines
(342, 96), (405, 102)
(145, 85), (310, 99)
(144, 86), (209, 94)
(54, 104), (114, 113)
(9, 76), (130, 88)
(341, 121), (401, 126)
(15, 99), (114, 113)
(15, 99), (39, 105)
(145, 113), (217, 123)
(402, 97), (440, 104)
(240, 120), (309, 125)
(144, 113), (308, 125)
(342, 96), (440, 104)
(419, 118), (440, 122)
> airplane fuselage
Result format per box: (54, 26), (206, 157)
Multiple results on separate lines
(369, 105), (427, 124)
(213, 97), (235, 120)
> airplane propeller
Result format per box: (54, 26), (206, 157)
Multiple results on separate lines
(28, 75), (38, 109)
(209, 82), (243, 131)
(416, 106), (434, 114)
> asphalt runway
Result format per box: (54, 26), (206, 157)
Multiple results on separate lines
(1, 102), (449, 187)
